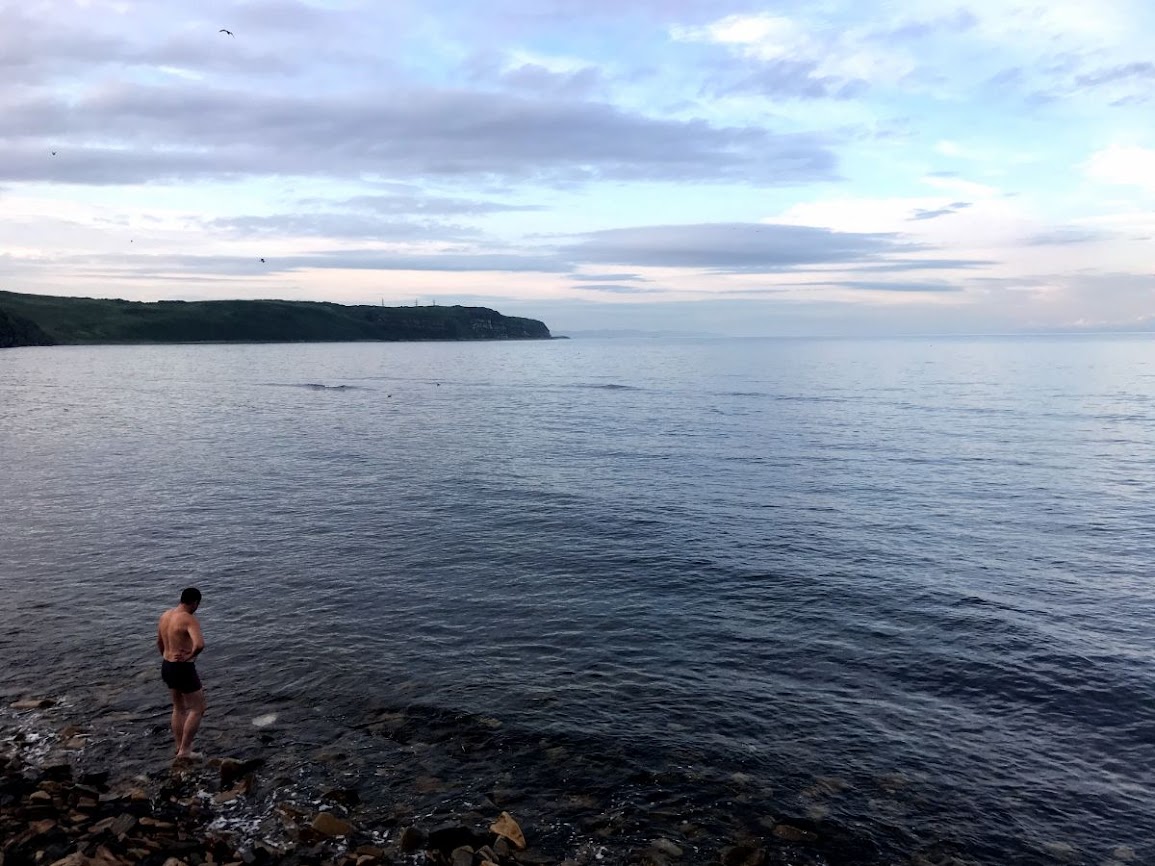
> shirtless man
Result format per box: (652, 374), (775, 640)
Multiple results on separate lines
(157, 587), (206, 759)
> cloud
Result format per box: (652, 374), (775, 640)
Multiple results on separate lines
(835, 280), (961, 292)
(500, 63), (604, 97)
(0, 82), (838, 186)
(571, 283), (669, 294)
(908, 201), (972, 221)
(35, 249), (572, 277)
(307, 193), (544, 217)
(1075, 62), (1155, 89)
(673, 13), (891, 99)
(1024, 227), (1113, 245)
(202, 212), (481, 241)
(715, 59), (868, 100)
(563, 222), (933, 271)
(570, 273), (649, 282)
(1085, 144), (1155, 193)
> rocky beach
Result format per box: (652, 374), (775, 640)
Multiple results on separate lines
(0, 695), (907, 866)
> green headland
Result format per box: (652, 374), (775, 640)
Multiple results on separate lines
(0, 290), (551, 347)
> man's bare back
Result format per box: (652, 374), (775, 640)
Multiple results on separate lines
(157, 607), (204, 663)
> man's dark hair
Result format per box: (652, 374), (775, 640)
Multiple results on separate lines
(180, 587), (202, 606)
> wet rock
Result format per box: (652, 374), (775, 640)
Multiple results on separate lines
(718, 844), (765, 866)
(805, 803), (830, 820)
(1040, 841), (1078, 862)
(450, 845), (474, 866)
(876, 773), (908, 794)
(110, 812), (138, 837)
(43, 761), (74, 780)
(801, 776), (849, 798)
(510, 852), (552, 865)
(771, 823), (818, 843)
(399, 826), (426, 852)
(11, 698), (56, 709)
(213, 787), (243, 804)
(79, 771), (110, 788)
(490, 811), (526, 850)
(218, 758), (264, 789)
(651, 838), (683, 858)
(47, 854), (91, 866)
(431, 823), (490, 852)
(311, 811), (354, 837)
(321, 787), (361, 807)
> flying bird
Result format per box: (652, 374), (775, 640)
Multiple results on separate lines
(219, 29), (234, 36)
(260, 258), (266, 263)
(51, 151), (56, 156)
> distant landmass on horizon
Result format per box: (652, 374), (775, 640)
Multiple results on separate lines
(0, 291), (551, 347)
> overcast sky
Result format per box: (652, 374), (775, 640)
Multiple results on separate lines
(2, 0), (1153, 335)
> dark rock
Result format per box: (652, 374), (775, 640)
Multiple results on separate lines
(771, 823), (817, 843)
(450, 846), (474, 866)
(110, 813), (138, 837)
(321, 787), (361, 807)
(651, 838), (684, 858)
(399, 826), (426, 852)
(427, 824), (488, 854)
(43, 762), (74, 781)
(719, 844), (765, 866)
(219, 758), (264, 789)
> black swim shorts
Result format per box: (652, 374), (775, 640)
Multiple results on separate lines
(161, 660), (202, 694)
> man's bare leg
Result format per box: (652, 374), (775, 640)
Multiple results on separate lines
(170, 690), (187, 755)
(177, 690), (205, 758)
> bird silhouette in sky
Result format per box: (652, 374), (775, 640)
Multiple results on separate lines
(51, 151), (56, 156)
(260, 258), (266, 263)
(219, 29), (234, 37)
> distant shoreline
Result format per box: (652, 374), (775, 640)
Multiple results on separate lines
(0, 291), (553, 348)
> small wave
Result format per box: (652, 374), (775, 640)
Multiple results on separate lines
(264, 383), (362, 391)
(714, 391), (853, 404)
(572, 383), (641, 391)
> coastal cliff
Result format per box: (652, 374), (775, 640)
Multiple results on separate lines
(0, 291), (551, 346)
(0, 307), (56, 348)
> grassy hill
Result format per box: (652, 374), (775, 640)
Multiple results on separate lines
(0, 291), (551, 346)
(0, 307), (56, 348)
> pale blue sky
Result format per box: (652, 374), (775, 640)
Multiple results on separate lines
(1, 0), (1153, 335)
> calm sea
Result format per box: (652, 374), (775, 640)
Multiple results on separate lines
(1, 336), (1152, 865)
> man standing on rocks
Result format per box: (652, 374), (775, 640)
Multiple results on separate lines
(157, 587), (206, 759)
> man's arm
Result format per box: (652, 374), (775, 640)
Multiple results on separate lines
(156, 621), (166, 657)
(188, 617), (205, 659)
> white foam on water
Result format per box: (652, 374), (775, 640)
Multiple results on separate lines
(251, 713), (278, 728)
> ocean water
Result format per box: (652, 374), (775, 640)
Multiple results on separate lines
(1, 336), (1153, 865)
